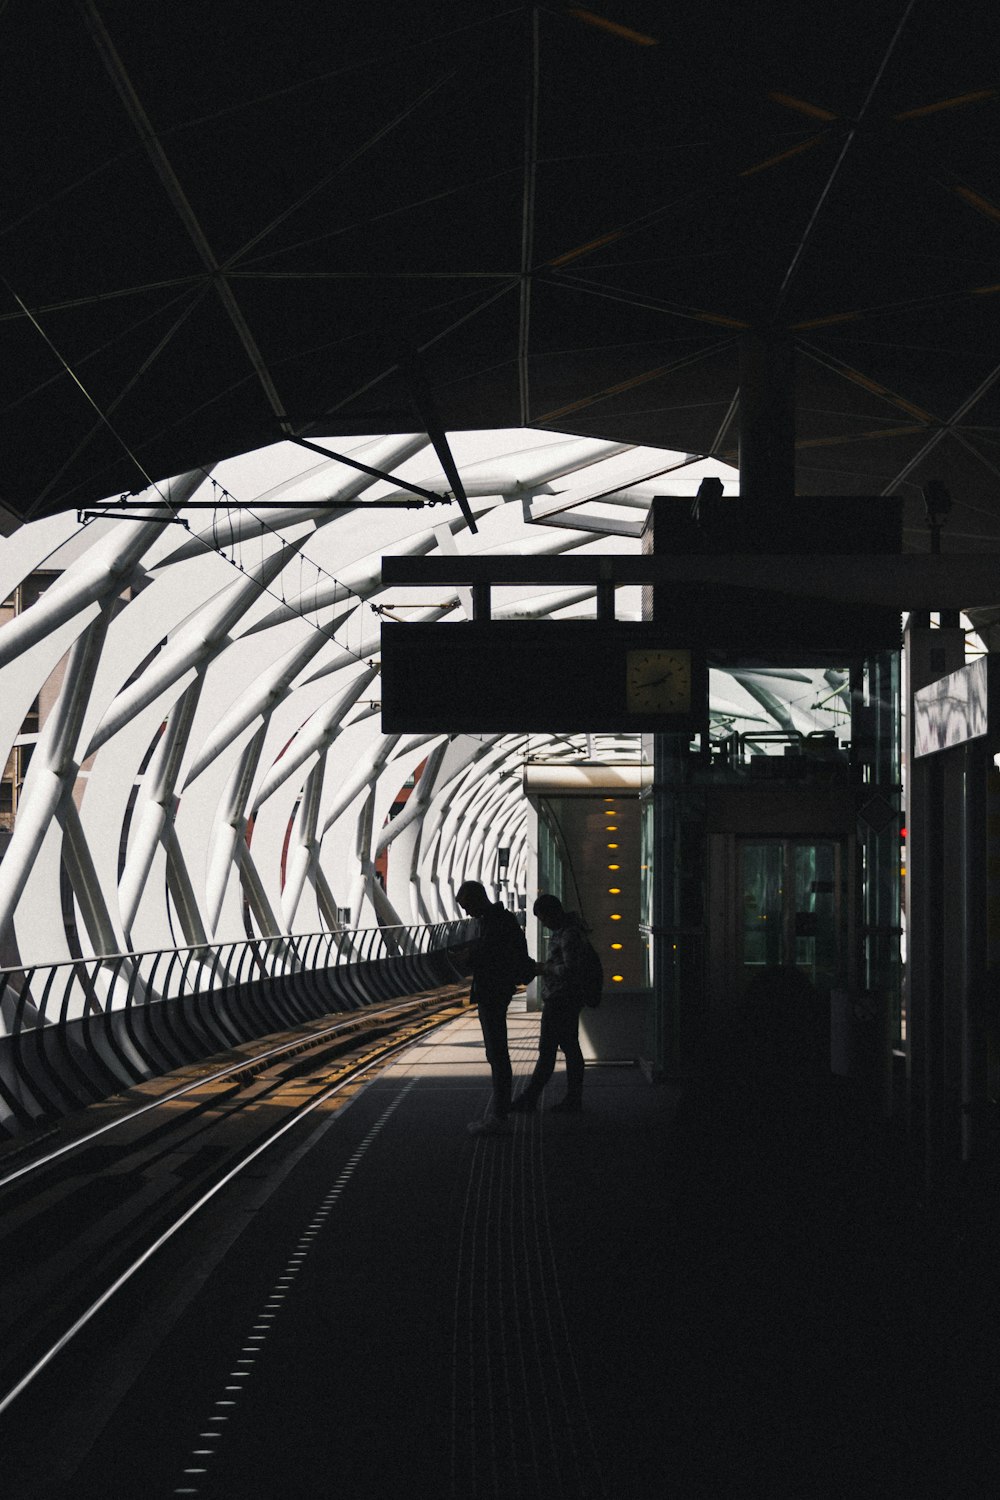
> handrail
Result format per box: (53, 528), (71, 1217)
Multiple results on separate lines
(0, 920), (475, 1137)
(0, 922), (454, 980)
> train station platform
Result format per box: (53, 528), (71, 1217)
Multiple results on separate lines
(5, 999), (1000, 1498)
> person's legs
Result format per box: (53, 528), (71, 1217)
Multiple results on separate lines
(559, 1005), (585, 1107)
(476, 996), (513, 1119)
(533, 999), (584, 1111)
(511, 1005), (560, 1109)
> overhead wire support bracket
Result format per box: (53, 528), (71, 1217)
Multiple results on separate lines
(78, 509), (190, 528)
(389, 341), (479, 534)
(286, 434), (451, 508)
(91, 497), (428, 512)
(81, 499), (429, 526)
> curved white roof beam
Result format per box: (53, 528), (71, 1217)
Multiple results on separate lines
(0, 607), (118, 951)
(203, 722), (270, 934)
(160, 434), (432, 563)
(2, 429), (872, 975)
(183, 609), (355, 787)
(119, 675), (203, 940)
(0, 481), (190, 670)
(88, 531), (309, 755)
(250, 669), (380, 813)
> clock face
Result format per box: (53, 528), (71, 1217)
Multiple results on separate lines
(626, 648), (692, 713)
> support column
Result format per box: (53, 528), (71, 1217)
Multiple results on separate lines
(962, 738), (989, 1162)
(738, 331), (796, 530)
(641, 498), (707, 1080)
(903, 617), (966, 1187)
(651, 732), (685, 1076)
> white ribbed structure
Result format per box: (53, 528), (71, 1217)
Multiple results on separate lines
(0, 429), (848, 971)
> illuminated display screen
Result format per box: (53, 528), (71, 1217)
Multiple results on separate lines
(914, 657), (989, 757)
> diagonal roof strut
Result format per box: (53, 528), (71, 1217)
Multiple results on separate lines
(78, 0), (290, 429)
(289, 435), (452, 509)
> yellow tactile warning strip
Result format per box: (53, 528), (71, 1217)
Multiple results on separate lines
(368, 1007), (609, 1497)
(453, 1016), (606, 1497)
(157, 1002), (607, 1498)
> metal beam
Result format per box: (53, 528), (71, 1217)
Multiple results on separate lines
(381, 551), (1000, 608)
(288, 436), (448, 506)
(389, 344), (479, 535)
(80, 2), (288, 426)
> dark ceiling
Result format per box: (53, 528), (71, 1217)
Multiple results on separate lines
(3, 0), (1000, 552)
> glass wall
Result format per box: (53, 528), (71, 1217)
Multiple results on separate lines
(739, 838), (842, 998)
(536, 800), (567, 907)
(860, 650), (903, 1043)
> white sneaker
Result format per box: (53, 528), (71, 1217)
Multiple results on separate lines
(467, 1116), (512, 1136)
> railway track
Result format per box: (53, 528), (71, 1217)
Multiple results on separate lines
(0, 985), (469, 1419)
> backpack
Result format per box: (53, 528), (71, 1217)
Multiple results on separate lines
(510, 916), (537, 986)
(577, 937), (604, 1008)
(496, 906), (536, 986)
(563, 936), (602, 1008)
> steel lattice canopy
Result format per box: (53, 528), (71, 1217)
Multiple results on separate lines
(1, 0), (999, 576)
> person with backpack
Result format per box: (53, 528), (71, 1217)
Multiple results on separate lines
(510, 892), (599, 1115)
(456, 879), (534, 1136)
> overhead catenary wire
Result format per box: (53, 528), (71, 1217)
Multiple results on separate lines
(1, 265), (440, 667)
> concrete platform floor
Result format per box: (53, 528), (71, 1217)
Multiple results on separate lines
(6, 1001), (1000, 1498)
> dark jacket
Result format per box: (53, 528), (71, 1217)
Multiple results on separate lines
(469, 901), (524, 1003)
(539, 912), (589, 1006)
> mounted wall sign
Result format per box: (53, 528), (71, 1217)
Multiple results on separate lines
(913, 656), (992, 757)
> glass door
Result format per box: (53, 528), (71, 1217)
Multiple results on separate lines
(739, 838), (842, 996)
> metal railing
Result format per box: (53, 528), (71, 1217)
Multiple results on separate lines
(0, 921), (474, 1137)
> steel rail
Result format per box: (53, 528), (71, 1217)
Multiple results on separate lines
(0, 919), (473, 1132)
(0, 988), (465, 1193)
(0, 999), (462, 1419)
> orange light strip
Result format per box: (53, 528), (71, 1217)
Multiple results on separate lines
(768, 91), (838, 121)
(534, 363), (672, 424)
(790, 310), (861, 330)
(954, 185), (1000, 223)
(795, 423), (927, 450)
(547, 229), (624, 268)
(824, 363), (937, 425)
(740, 135), (825, 178)
(693, 311), (751, 328)
(895, 90), (997, 121)
(566, 8), (658, 45)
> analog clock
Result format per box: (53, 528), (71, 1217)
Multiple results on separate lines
(625, 648), (692, 713)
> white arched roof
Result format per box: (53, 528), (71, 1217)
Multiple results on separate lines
(0, 429), (850, 967)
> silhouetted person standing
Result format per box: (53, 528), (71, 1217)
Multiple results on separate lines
(456, 879), (524, 1136)
(511, 893), (587, 1114)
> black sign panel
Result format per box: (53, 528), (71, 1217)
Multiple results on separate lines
(380, 574), (902, 735)
(380, 621), (708, 734)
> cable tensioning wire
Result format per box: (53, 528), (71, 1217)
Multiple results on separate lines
(1, 278), (393, 672)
